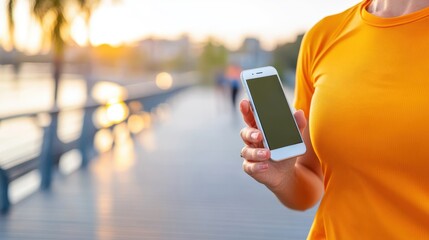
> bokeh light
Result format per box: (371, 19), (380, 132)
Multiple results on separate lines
(92, 81), (127, 105)
(93, 106), (112, 128)
(128, 101), (143, 114)
(141, 112), (152, 129)
(94, 129), (114, 153)
(156, 72), (173, 90)
(127, 114), (145, 134)
(113, 123), (130, 144)
(106, 102), (129, 124)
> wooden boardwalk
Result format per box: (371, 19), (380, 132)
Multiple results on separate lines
(0, 87), (316, 240)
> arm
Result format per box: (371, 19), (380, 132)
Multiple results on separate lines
(240, 100), (323, 211)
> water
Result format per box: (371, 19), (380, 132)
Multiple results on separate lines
(0, 63), (87, 117)
(0, 63), (87, 166)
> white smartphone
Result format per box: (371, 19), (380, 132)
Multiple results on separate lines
(240, 66), (306, 161)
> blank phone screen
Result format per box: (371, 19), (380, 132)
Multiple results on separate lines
(247, 75), (302, 150)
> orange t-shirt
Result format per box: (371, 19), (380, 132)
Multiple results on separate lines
(294, 1), (429, 239)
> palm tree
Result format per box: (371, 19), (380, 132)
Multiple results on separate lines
(7, 0), (100, 107)
(6, 0), (101, 188)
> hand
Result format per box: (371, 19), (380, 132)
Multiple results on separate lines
(239, 99), (307, 189)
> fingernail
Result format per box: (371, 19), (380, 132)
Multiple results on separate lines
(251, 132), (259, 140)
(257, 150), (266, 158)
(258, 163), (268, 170)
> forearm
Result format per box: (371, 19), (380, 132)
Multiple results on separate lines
(267, 124), (324, 211)
(268, 159), (324, 210)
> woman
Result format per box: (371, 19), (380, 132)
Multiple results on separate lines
(239, 0), (429, 238)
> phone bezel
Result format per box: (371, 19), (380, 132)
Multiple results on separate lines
(240, 66), (306, 161)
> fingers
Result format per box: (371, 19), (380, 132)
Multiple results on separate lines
(240, 146), (270, 162)
(294, 109), (307, 133)
(240, 99), (257, 128)
(242, 160), (269, 175)
(240, 127), (262, 145)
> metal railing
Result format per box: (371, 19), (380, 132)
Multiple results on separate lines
(0, 76), (195, 213)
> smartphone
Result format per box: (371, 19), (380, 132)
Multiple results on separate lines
(240, 66), (306, 161)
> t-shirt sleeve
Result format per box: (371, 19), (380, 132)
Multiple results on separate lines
(294, 33), (315, 120)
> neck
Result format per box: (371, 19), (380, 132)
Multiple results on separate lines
(368, 0), (429, 17)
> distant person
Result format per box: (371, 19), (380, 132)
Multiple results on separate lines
(214, 68), (229, 112)
(239, 0), (429, 239)
(225, 65), (241, 109)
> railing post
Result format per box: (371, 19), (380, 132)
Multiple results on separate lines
(80, 108), (96, 169)
(0, 168), (10, 213)
(39, 112), (58, 190)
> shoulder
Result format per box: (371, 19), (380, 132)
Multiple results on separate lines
(302, 2), (364, 52)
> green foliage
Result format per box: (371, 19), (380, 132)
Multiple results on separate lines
(198, 39), (228, 84)
(272, 33), (304, 78)
(164, 49), (194, 72)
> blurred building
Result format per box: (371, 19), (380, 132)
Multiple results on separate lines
(0, 47), (22, 65)
(137, 35), (195, 70)
(229, 38), (272, 69)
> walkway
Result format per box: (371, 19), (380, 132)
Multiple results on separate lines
(0, 87), (316, 240)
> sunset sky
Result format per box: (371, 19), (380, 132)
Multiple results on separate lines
(0, 0), (360, 53)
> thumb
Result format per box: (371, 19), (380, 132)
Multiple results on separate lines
(294, 109), (307, 133)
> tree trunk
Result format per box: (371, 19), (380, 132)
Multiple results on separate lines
(53, 53), (63, 108)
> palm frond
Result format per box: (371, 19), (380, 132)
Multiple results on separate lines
(32, 0), (52, 21)
(6, 0), (16, 47)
